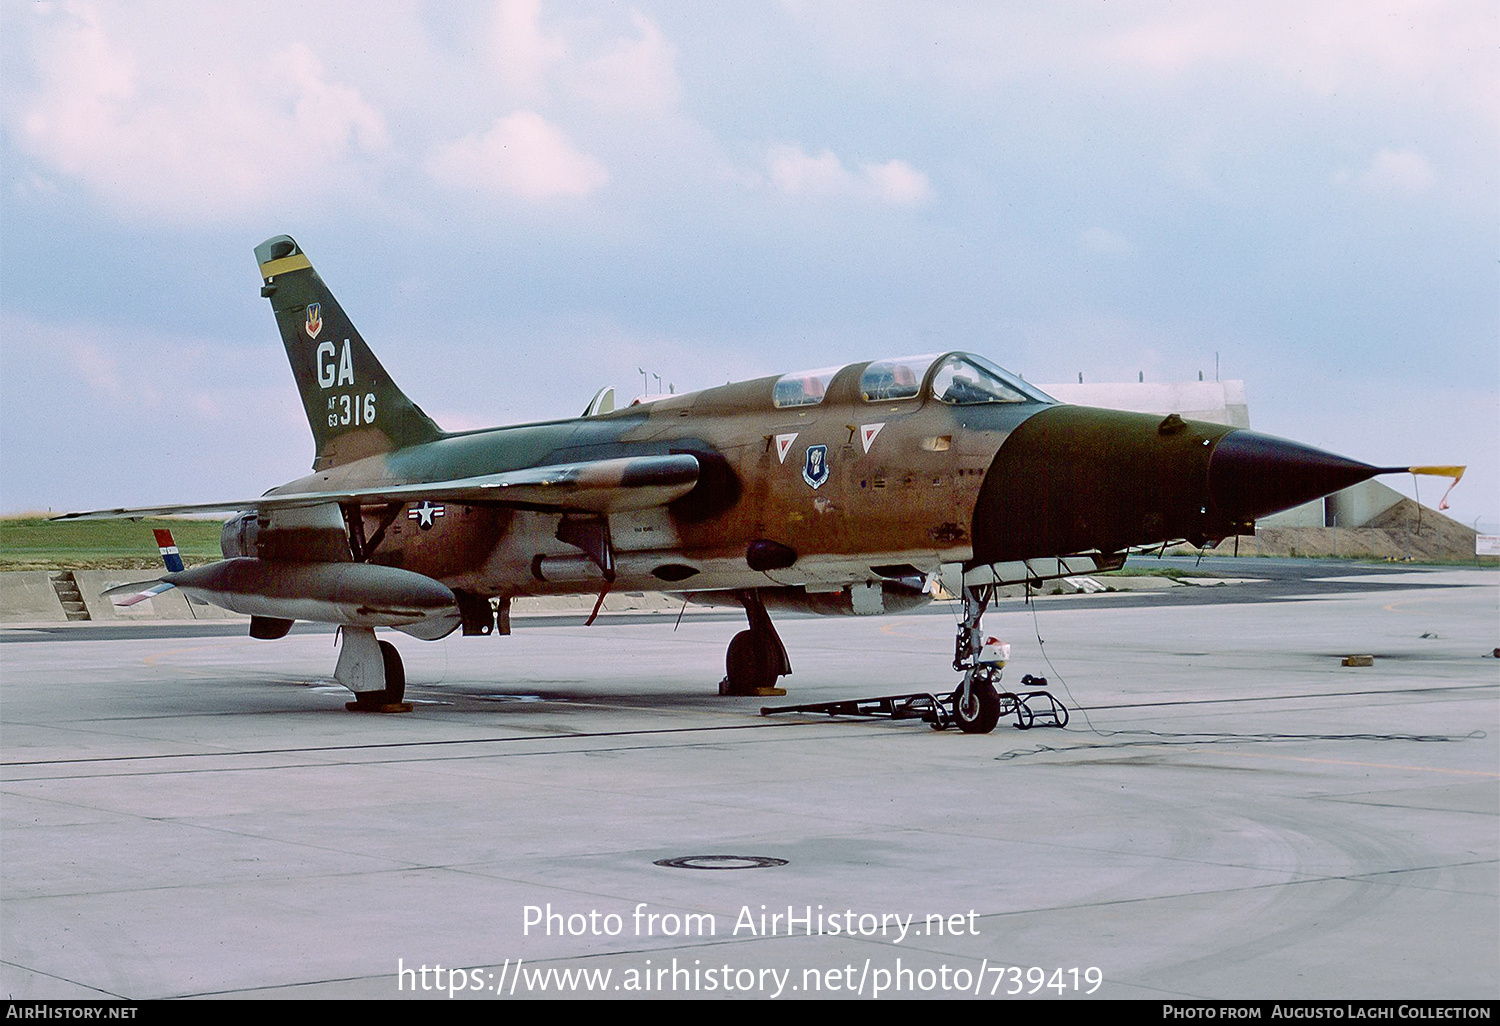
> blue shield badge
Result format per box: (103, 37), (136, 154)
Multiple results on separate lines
(802, 444), (830, 489)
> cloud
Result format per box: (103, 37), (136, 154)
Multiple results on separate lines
(426, 111), (608, 200)
(766, 145), (845, 195)
(0, 311), (300, 442)
(490, 0), (566, 94)
(12, 6), (389, 223)
(66, 338), (137, 404)
(765, 144), (933, 205)
(0, 312), (308, 510)
(485, 2), (680, 115)
(566, 11), (681, 113)
(862, 159), (935, 206)
(1102, 18), (1232, 74)
(785, 1), (1497, 108)
(1357, 148), (1436, 195)
(1081, 228), (1134, 256)
(271, 43), (389, 157)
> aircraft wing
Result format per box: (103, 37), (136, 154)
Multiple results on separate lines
(55, 454), (701, 520)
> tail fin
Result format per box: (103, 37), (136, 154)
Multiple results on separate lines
(153, 529), (185, 573)
(255, 235), (444, 470)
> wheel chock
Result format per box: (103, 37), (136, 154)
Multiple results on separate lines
(345, 700), (414, 713)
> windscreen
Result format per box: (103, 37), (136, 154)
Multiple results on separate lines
(932, 354), (1054, 405)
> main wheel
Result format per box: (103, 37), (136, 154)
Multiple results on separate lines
(378, 640), (406, 704)
(952, 677), (1001, 734)
(723, 630), (777, 695)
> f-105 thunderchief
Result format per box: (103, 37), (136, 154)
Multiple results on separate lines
(61, 235), (1442, 731)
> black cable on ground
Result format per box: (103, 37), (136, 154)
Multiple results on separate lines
(1004, 592), (1488, 761)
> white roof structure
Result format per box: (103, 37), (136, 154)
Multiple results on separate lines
(1038, 380), (1250, 429)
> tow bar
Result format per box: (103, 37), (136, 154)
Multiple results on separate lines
(761, 677), (1068, 731)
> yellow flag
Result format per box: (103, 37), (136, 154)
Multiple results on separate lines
(1406, 466), (1465, 510)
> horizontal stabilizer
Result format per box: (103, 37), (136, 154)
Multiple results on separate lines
(54, 454), (701, 521)
(103, 580), (176, 607)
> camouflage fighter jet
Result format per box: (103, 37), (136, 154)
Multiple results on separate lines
(59, 235), (1443, 731)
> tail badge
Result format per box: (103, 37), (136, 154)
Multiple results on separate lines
(305, 303), (322, 339)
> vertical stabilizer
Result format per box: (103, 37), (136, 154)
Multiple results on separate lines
(255, 235), (444, 470)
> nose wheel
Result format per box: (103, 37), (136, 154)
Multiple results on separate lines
(950, 582), (1003, 733)
(951, 673), (1001, 734)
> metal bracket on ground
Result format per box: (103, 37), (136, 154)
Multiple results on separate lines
(761, 687), (1069, 731)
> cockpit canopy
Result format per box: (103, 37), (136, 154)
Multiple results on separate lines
(772, 365), (841, 408)
(772, 352), (1053, 409)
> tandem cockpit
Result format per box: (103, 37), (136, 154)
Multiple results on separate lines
(589, 352), (1056, 416)
(772, 352), (1055, 409)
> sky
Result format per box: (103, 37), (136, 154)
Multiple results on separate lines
(2, 1), (1496, 534)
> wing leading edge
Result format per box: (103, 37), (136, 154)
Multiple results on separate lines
(55, 453), (701, 521)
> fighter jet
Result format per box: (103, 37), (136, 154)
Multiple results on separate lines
(59, 235), (1443, 732)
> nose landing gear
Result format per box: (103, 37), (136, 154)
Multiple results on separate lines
(949, 583), (1003, 733)
(749, 581), (1070, 734)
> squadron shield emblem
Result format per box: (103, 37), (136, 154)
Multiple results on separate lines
(305, 303), (322, 339)
(802, 444), (830, 489)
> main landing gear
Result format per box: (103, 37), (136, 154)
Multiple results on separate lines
(720, 589), (792, 696)
(337, 626), (412, 713)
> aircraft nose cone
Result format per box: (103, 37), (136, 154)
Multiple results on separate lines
(1209, 430), (1381, 523)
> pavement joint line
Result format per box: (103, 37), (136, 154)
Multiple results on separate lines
(6, 715), (1491, 781)
(173, 974), (393, 1000)
(12, 775), (1343, 888)
(1078, 682), (1498, 711)
(1126, 742), (1500, 777)
(1, 728), (907, 782)
(0, 719), (824, 767)
(157, 912), (1184, 999)
(167, 927), (919, 999)
(1339, 857), (1500, 885)
(9, 777), (1461, 889)
(1313, 797), (1500, 816)
(0, 959), (125, 1000)
(960, 869), (1441, 922)
(6, 682), (1491, 763)
(17, 851), (1477, 925)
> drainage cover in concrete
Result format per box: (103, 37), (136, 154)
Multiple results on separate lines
(653, 855), (788, 870)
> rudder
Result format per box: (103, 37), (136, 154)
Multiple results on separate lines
(255, 235), (444, 470)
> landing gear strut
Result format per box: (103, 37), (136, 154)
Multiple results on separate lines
(720, 589), (791, 696)
(951, 583), (1002, 733)
(337, 626), (412, 712)
(761, 580), (1069, 733)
